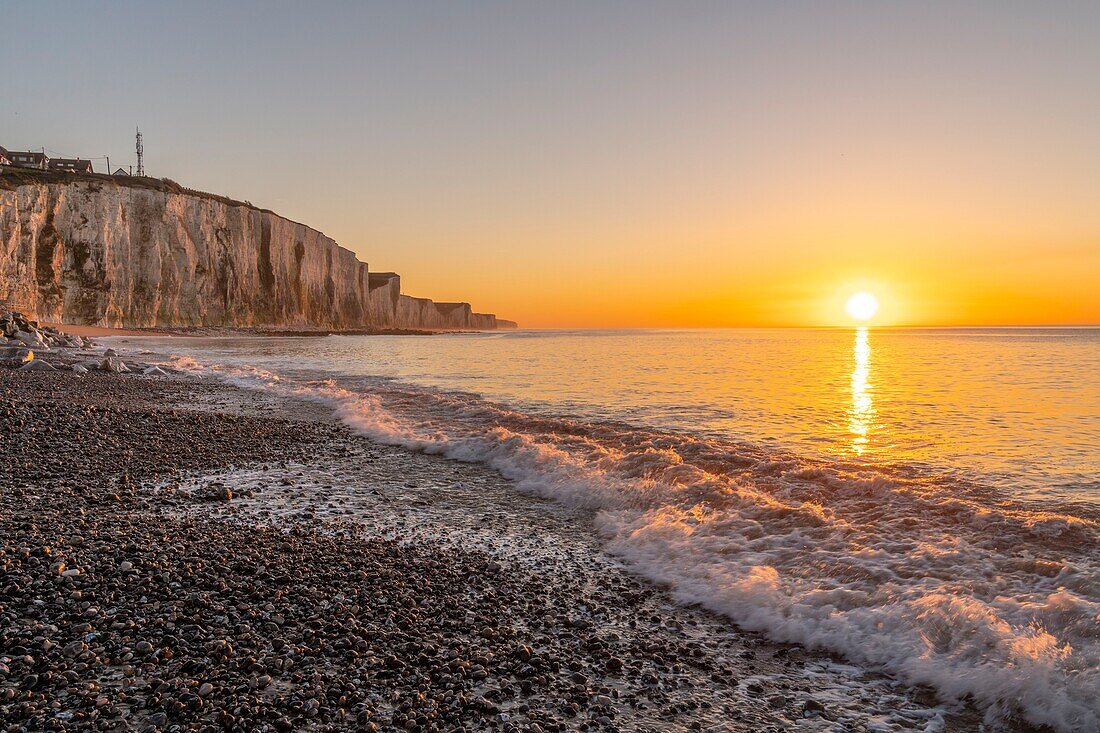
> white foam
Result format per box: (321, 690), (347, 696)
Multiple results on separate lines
(159, 353), (1100, 731)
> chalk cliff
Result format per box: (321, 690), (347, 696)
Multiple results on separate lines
(368, 272), (401, 328)
(0, 170), (514, 330)
(395, 295), (444, 330)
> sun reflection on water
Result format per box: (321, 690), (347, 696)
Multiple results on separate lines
(849, 327), (874, 454)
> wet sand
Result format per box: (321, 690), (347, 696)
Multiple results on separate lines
(0, 349), (1013, 732)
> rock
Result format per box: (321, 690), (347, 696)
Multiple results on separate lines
(14, 330), (48, 350)
(196, 485), (235, 501)
(103, 348), (118, 357)
(72, 364), (88, 375)
(0, 346), (33, 361)
(143, 366), (169, 376)
(18, 359), (56, 372)
(100, 357), (130, 373)
(802, 699), (826, 715)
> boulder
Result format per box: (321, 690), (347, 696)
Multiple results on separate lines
(100, 357), (130, 373)
(19, 359), (56, 372)
(14, 330), (49, 350)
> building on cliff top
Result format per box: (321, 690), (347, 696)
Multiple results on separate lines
(2, 148), (97, 173)
(48, 158), (95, 174)
(7, 151), (49, 170)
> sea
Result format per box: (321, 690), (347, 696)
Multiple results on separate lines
(109, 327), (1099, 731)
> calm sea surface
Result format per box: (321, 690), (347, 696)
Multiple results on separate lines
(114, 327), (1100, 731)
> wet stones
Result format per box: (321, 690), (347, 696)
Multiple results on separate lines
(0, 311), (90, 350)
(1, 313), (99, 375)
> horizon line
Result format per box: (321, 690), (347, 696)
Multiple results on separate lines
(505, 324), (1100, 331)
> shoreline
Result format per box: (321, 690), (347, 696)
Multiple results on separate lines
(44, 323), (446, 338)
(43, 323), (518, 339)
(0, 341), (1024, 732)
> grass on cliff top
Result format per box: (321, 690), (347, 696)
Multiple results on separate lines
(0, 167), (276, 215)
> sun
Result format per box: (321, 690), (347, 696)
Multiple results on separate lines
(845, 292), (879, 322)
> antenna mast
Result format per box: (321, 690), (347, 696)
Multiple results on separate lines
(135, 127), (144, 176)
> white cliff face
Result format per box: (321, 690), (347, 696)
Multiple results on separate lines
(0, 177), (369, 328)
(0, 174), (514, 330)
(434, 302), (472, 330)
(469, 313), (496, 330)
(368, 272), (401, 327)
(396, 295), (446, 330)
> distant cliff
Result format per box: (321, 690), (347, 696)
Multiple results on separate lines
(0, 169), (514, 331)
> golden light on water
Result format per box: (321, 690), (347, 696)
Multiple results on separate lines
(846, 292), (880, 322)
(849, 327), (874, 454)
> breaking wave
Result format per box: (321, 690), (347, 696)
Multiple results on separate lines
(168, 356), (1100, 731)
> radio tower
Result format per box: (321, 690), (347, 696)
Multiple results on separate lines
(135, 127), (144, 177)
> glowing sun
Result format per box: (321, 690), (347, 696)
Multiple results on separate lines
(846, 292), (880, 322)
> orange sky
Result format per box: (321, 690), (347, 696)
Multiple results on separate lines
(5, 4), (1098, 327)
(345, 145), (1099, 327)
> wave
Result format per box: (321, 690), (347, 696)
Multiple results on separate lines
(166, 355), (1100, 732)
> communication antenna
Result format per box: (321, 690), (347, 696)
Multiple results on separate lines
(135, 127), (144, 177)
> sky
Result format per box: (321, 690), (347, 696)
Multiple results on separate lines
(2, 1), (1098, 327)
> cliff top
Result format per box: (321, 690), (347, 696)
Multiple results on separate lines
(0, 167), (278, 215)
(435, 302), (472, 314)
(368, 272), (400, 290)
